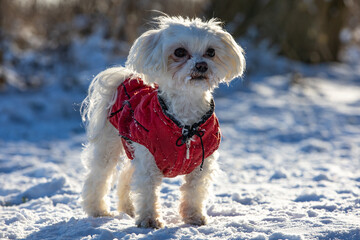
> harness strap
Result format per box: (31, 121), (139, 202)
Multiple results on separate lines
(176, 126), (206, 171)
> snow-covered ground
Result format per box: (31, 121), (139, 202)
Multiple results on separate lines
(0, 33), (360, 239)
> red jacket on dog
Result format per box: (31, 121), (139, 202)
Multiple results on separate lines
(108, 78), (221, 178)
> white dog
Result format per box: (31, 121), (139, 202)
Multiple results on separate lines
(81, 16), (245, 228)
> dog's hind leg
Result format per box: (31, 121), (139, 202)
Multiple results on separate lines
(180, 151), (219, 225)
(117, 158), (135, 217)
(131, 143), (164, 228)
(81, 123), (123, 217)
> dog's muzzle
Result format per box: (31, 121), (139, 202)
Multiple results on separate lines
(191, 62), (208, 80)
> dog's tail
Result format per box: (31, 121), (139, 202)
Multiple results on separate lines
(81, 66), (133, 141)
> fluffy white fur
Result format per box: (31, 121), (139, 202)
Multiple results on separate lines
(81, 16), (245, 228)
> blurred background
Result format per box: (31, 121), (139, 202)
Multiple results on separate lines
(0, 0), (359, 140)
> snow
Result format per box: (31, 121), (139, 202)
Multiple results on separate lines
(1, 31), (360, 239)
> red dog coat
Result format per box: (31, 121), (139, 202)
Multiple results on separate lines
(108, 78), (221, 178)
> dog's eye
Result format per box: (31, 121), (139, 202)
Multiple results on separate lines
(174, 48), (187, 58)
(206, 48), (215, 58)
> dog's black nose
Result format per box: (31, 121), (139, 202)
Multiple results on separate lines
(195, 62), (208, 73)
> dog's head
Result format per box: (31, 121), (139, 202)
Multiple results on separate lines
(125, 16), (245, 93)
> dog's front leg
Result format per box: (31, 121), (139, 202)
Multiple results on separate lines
(180, 151), (219, 225)
(131, 143), (164, 228)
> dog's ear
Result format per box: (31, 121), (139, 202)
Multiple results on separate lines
(125, 29), (165, 79)
(217, 31), (246, 83)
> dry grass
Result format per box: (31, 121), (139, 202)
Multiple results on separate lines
(0, 0), (208, 52)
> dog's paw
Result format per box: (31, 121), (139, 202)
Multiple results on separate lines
(125, 209), (135, 218)
(118, 203), (135, 218)
(183, 214), (207, 226)
(89, 210), (114, 218)
(136, 217), (164, 229)
(180, 205), (208, 226)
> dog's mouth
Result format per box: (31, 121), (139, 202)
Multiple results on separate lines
(190, 75), (208, 81)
